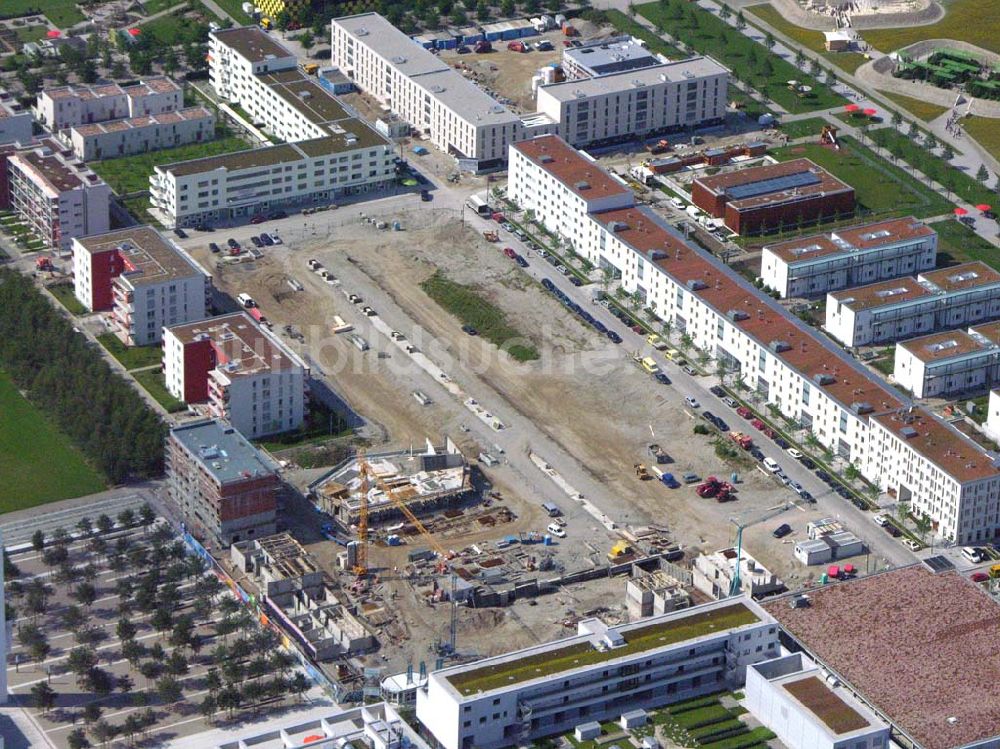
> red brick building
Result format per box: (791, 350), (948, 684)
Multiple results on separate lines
(691, 159), (855, 235)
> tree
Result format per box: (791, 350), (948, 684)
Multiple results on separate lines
(735, 10), (746, 29)
(139, 661), (162, 687)
(117, 673), (134, 695)
(290, 672), (310, 702)
(761, 56), (773, 78)
(77, 517), (94, 537)
(275, 8), (291, 31)
(941, 143), (955, 161)
(299, 30), (315, 50)
(123, 639), (145, 668)
(151, 607), (173, 634)
(217, 684), (242, 717)
(117, 618), (137, 642)
(68, 647), (98, 678)
(88, 719), (115, 747)
(924, 133), (938, 151)
(891, 109), (903, 130)
(157, 675), (183, 706)
(166, 650), (189, 677)
(83, 703), (103, 726)
(500, 0), (515, 14)
(763, 32), (775, 50)
(977, 163), (991, 185)
(719, 3), (731, 21)
(117, 509), (136, 530)
(163, 48), (178, 75)
(122, 713), (144, 747)
(200, 694), (218, 723)
(73, 582), (97, 609)
(42, 545), (69, 568)
(67, 728), (91, 749)
(96, 515), (115, 535)
(88, 667), (115, 698)
(31, 682), (57, 713)
(30, 637), (52, 663)
(31, 529), (45, 552)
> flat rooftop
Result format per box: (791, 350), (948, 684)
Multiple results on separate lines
(43, 76), (179, 102)
(764, 216), (934, 265)
(970, 321), (1000, 345)
(695, 158), (853, 212)
(783, 676), (871, 735)
(513, 135), (633, 202)
(333, 13), (451, 78)
(828, 277), (932, 312)
(167, 312), (306, 378)
(11, 148), (89, 193)
(898, 329), (987, 364)
(170, 418), (279, 485)
(765, 565), (1000, 749)
(920, 261), (1000, 293)
(212, 26), (294, 64)
(261, 72), (352, 126)
(412, 68), (519, 126)
(539, 57), (728, 101)
(872, 409), (999, 482)
(442, 599), (765, 697)
(71, 106), (213, 138)
(77, 226), (206, 287)
(563, 36), (664, 76)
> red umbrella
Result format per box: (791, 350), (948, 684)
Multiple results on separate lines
(844, 103), (860, 112)
(127, 27), (141, 36)
(954, 207), (969, 216)
(977, 204), (991, 212)
(863, 108), (877, 117)
(46, 29), (61, 38)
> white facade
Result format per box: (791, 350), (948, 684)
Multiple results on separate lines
(985, 389), (1000, 444)
(8, 140), (111, 252)
(508, 135), (1000, 544)
(826, 262), (1000, 348)
(0, 94), (33, 146)
(34, 77), (182, 131)
(151, 26), (395, 229)
(331, 13), (556, 170)
(692, 547), (784, 600)
(893, 325), (1000, 399)
(760, 217), (937, 299)
(163, 312), (309, 439)
(417, 598), (778, 749)
(535, 59), (728, 148)
(746, 654), (890, 749)
(67, 106), (215, 161)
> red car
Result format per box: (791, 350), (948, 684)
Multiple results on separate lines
(631, 325), (643, 334)
(751, 418), (765, 430)
(503, 247), (517, 259)
(763, 427), (776, 439)
(250, 215), (266, 224)
(736, 406), (752, 419)
(972, 572), (989, 583)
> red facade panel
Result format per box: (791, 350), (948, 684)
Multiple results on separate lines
(89, 247), (124, 311)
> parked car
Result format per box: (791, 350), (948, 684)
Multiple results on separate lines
(173, 227), (188, 239)
(547, 523), (566, 538)
(709, 385), (725, 397)
(684, 396), (700, 409)
(749, 447), (764, 461)
(227, 238), (240, 249)
(250, 236), (263, 247)
(260, 233), (274, 246)
(570, 276), (582, 287)
(799, 490), (813, 503)
(722, 396), (738, 409)
(714, 417), (729, 432)
(772, 523), (792, 539)
(421, 190), (432, 201)
(461, 325), (478, 336)
(736, 406), (752, 418)
(800, 457), (815, 470)
(503, 247), (517, 259)
(884, 523), (902, 538)
(787, 448), (803, 459)
(654, 372), (671, 385)
(348, 294), (363, 304)
(774, 436), (790, 450)
(873, 514), (889, 527)
(902, 538), (921, 551)
(607, 331), (622, 344)
(790, 481), (805, 495)
(209, 242), (221, 253)
(515, 255), (528, 268)
(972, 572), (990, 583)
(250, 215), (266, 224)
(815, 470), (831, 483)
(267, 210), (287, 220)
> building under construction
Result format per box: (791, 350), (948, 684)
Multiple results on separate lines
(308, 437), (473, 529)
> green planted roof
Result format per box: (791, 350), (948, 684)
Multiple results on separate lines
(447, 603), (760, 696)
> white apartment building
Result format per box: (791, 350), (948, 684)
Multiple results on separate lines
(8, 138), (111, 252)
(151, 27), (395, 228)
(509, 135), (1000, 544)
(985, 389), (1000, 444)
(561, 36), (665, 80)
(760, 217), (938, 299)
(826, 261), (1000, 348)
(535, 58), (729, 149)
(72, 226), (212, 346)
(893, 322), (1000, 399)
(0, 91), (33, 145)
(66, 106), (215, 161)
(331, 13), (556, 171)
(163, 312), (309, 438)
(417, 598), (778, 749)
(746, 653), (890, 749)
(34, 77), (182, 131)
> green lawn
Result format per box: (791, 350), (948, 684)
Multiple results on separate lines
(778, 117), (828, 139)
(876, 90), (949, 122)
(606, 9), (684, 59)
(0, 0), (85, 27)
(746, 4), (868, 74)
(46, 283), (88, 315)
(91, 136), (250, 195)
(962, 116), (1000, 164)
(139, 0), (184, 13)
(97, 333), (163, 371)
(421, 271), (539, 362)
(863, 0), (1000, 54)
(771, 136), (954, 219)
(132, 368), (187, 413)
(205, 0), (251, 23)
(929, 219), (1000, 271)
(13, 24), (50, 43)
(635, 0), (846, 114)
(0, 368), (106, 513)
(142, 3), (219, 46)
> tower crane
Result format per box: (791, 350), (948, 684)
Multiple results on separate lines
(728, 502), (792, 597)
(353, 448), (370, 577)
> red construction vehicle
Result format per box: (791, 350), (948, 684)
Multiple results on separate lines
(507, 41), (526, 52)
(696, 476), (721, 498)
(562, 24), (577, 36)
(35, 256), (54, 271)
(729, 432), (752, 450)
(647, 139), (671, 155)
(715, 482), (736, 502)
(474, 40), (493, 53)
(482, 230), (499, 242)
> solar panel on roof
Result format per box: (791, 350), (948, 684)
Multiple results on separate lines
(725, 171), (821, 201)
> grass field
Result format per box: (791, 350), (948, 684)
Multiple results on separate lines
(421, 271), (539, 362)
(778, 117), (828, 139)
(876, 90), (949, 122)
(91, 135), (250, 195)
(746, 4), (867, 74)
(606, 9), (684, 59)
(863, 0), (1000, 54)
(139, 0), (185, 13)
(142, 2), (219, 45)
(929, 219), (1000, 271)
(97, 333), (163, 371)
(132, 367), (186, 412)
(962, 116), (1000, 164)
(46, 283), (87, 315)
(205, 0), (251, 23)
(637, 0), (846, 114)
(772, 136), (954, 218)
(869, 125), (995, 207)
(0, 0), (85, 26)
(13, 24), (49, 43)
(0, 368), (106, 513)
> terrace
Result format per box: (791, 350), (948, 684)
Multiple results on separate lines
(446, 602), (760, 696)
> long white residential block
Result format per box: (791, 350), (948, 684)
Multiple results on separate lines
(509, 134), (1000, 544)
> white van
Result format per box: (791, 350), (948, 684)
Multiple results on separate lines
(350, 334), (369, 351)
(962, 546), (984, 564)
(237, 292), (255, 308)
(762, 457), (781, 473)
(546, 523), (566, 538)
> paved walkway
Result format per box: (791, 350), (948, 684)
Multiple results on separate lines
(200, 0), (238, 24)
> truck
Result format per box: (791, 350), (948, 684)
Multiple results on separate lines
(507, 41), (527, 52)
(634, 463), (652, 480)
(631, 352), (659, 374)
(647, 443), (669, 464)
(466, 194), (491, 216)
(647, 138), (671, 155)
(482, 230), (499, 242)
(649, 466), (679, 488)
(646, 333), (668, 350)
(729, 432), (753, 450)
(474, 40), (493, 53)
(35, 256), (54, 272)
(696, 476), (721, 498)
(302, 62), (319, 75)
